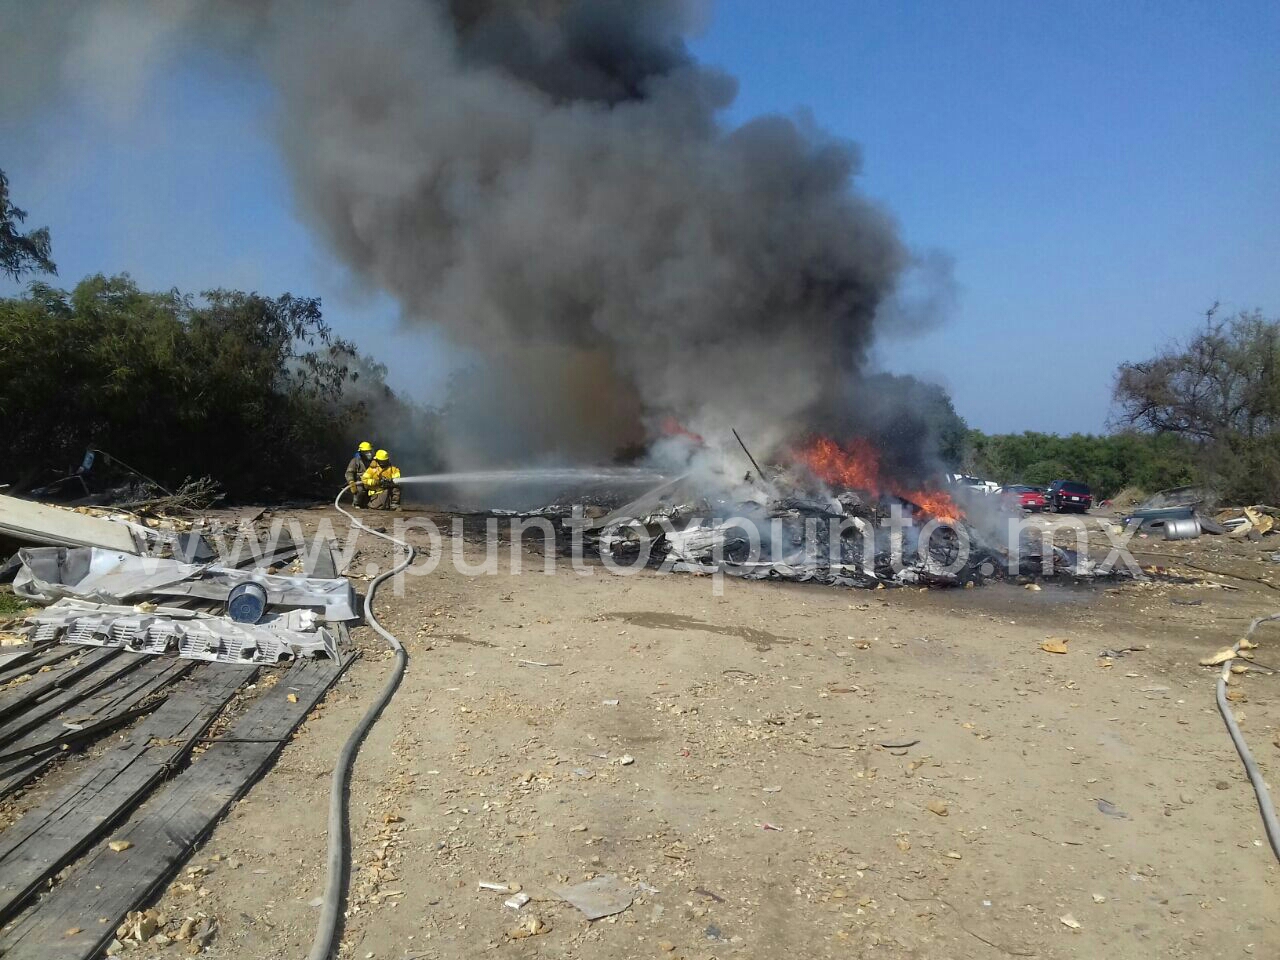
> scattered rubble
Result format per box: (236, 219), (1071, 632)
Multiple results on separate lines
(508, 915), (550, 939)
(1218, 504), (1280, 539)
(110, 908), (217, 953)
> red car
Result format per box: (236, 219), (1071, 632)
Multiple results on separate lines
(1002, 484), (1046, 512)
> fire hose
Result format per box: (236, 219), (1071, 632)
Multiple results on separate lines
(307, 487), (415, 960)
(1215, 612), (1280, 862)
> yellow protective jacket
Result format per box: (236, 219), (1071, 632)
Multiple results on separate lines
(361, 462), (401, 492)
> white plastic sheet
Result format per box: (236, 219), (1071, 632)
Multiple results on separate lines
(13, 547), (357, 620)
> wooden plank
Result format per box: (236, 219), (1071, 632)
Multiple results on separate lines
(86, 658), (191, 719)
(0, 658), (192, 764)
(0, 646), (77, 687)
(0, 654), (147, 746)
(0, 660), (193, 800)
(0, 657), (351, 960)
(0, 664), (255, 925)
(0, 704), (156, 794)
(0, 648), (39, 674)
(0, 758), (52, 804)
(86, 657), (187, 715)
(0, 495), (140, 552)
(0, 649), (122, 726)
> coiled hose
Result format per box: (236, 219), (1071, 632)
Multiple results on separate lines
(1215, 612), (1280, 862)
(307, 488), (415, 960)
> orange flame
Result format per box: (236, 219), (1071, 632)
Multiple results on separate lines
(795, 436), (882, 493)
(901, 488), (965, 525)
(793, 435), (964, 524)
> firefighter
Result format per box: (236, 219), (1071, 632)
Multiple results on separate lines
(346, 442), (375, 507)
(361, 449), (402, 511)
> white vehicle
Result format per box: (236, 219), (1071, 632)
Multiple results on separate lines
(944, 473), (1000, 495)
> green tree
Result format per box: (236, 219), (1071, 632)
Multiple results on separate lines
(0, 169), (55, 280)
(0, 275), (441, 499)
(1114, 308), (1280, 502)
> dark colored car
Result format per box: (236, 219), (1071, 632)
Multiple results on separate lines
(1046, 480), (1093, 513)
(1002, 484), (1046, 512)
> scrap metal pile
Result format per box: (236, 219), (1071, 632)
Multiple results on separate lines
(577, 456), (1121, 589)
(1, 494), (355, 665)
(586, 490), (1084, 589)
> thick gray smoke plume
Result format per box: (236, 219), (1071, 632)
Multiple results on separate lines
(2, 0), (937, 466)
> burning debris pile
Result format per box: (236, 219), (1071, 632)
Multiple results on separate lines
(578, 434), (1123, 589)
(0, 3), (1127, 597)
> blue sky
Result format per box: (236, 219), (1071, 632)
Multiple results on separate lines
(2, 1), (1277, 434)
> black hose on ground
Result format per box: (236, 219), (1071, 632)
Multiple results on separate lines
(307, 488), (415, 960)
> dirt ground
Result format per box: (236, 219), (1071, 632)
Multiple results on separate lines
(35, 507), (1280, 959)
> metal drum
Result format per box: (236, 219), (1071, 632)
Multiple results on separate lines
(1163, 517), (1202, 540)
(227, 581), (269, 623)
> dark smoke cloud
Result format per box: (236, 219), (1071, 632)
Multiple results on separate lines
(2, 0), (946, 467)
